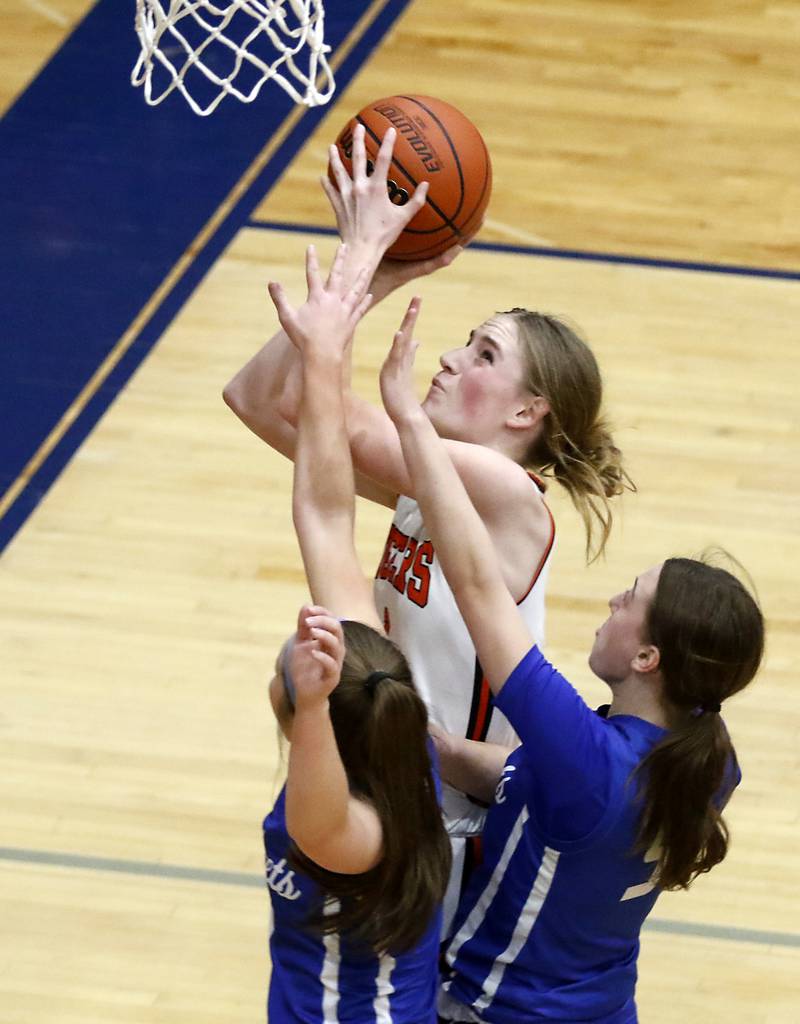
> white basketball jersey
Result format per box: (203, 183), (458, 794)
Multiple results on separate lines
(373, 476), (555, 840)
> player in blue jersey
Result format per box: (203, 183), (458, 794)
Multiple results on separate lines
(378, 299), (765, 1024)
(262, 246), (450, 1023)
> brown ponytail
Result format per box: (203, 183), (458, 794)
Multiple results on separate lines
(504, 309), (634, 561)
(635, 557), (764, 889)
(289, 620), (451, 953)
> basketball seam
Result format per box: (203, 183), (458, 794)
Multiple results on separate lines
(459, 133), (492, 236)
(397, 95), (492, 243)
(398, 95), (467, 223)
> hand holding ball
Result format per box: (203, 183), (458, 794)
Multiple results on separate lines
(330, 95), (492, 260)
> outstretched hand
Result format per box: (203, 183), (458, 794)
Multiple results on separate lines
(379, 296), (425, 425)
(267, 244), (372, 355)
(288, 605), (345, 709)
(323, 124), (429, 257)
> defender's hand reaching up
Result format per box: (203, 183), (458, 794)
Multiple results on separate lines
(288, 605), (345, 709)
(379, 296), (426, 427)
(267, 244), (372, 356)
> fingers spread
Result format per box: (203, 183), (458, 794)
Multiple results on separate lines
(398, 295), (422, 336)
(405, 179), (430, 217)
(326, 243), (347, 291)
(351, 123), (367, 180)
(328, 143), (350, 193)
(373, 126), (397, 180)
(346, 264), (370, 306)
(305, 244), (321, 294)
(267, 280), (293, 323)
(354, 292), (373, 321)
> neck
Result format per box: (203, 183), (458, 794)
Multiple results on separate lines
(607, 674), (671, 729)
(490, 432), (537, 467)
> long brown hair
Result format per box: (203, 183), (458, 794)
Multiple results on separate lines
(504, 309), (633, 561)
(635, 557), (764, 890)
(287, 620), (451, 953)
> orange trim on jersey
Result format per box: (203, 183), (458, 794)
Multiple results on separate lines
(469, 673), (492, 741)
(466, 475), (555, 743)
(516, 474), (556, 605)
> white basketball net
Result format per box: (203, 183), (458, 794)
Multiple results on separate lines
(131, 0), (336, 116)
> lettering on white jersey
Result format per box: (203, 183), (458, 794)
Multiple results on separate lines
(375, 524), (433, 608)
(620, 842), (661, 901)
(265, 856), (302, 901)
(494, 764), (517, 804)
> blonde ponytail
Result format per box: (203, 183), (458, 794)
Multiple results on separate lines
(505, 309), (634, 560)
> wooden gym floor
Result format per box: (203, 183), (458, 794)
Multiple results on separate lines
(1, 1), (798, 1021)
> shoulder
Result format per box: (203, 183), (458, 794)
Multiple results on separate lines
(445, 440), (546, 510)
(444, 444), (554, 592)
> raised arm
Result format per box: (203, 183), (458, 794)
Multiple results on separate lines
(380, 299), (534, 692)
(284, 606), (383, 873)
(268, 244), (381, 627)
(223, 123), (460, 508)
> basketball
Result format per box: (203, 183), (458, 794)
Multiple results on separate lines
(331, 95), (492, 260)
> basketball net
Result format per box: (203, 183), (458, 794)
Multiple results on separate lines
(131, 0), (336, 116)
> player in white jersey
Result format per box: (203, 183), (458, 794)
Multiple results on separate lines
(262, 246), (450, 1022)
(225, 125), (629, 935)
(374, 484), (553, 930)
(379, 306), (765, 1022)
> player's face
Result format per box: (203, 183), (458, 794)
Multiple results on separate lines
(422, 314), (532, 445)
(588, 564), (663, 684)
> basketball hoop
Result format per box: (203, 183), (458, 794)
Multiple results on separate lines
(131, 0), (336, 116)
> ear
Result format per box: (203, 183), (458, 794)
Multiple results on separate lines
(632, 644), (661, 675)
(506, 394), (550, 433)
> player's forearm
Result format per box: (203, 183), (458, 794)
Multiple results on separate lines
(286, 702), (350, 851)
(293, 351), (355, 533)
(433, 731), (512, 804)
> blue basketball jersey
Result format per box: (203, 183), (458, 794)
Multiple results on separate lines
(263, 788), (442, 1023)
(441, 646), (740, 1023)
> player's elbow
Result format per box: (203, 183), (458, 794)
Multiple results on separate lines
(286, 812), (344, 866)
(222, 374), (247, 418)
(223, 375), (296, 458)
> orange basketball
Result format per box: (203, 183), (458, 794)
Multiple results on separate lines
(331, 95), (492, 260)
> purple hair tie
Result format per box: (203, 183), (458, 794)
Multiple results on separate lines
(691, 701), (722, 717)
